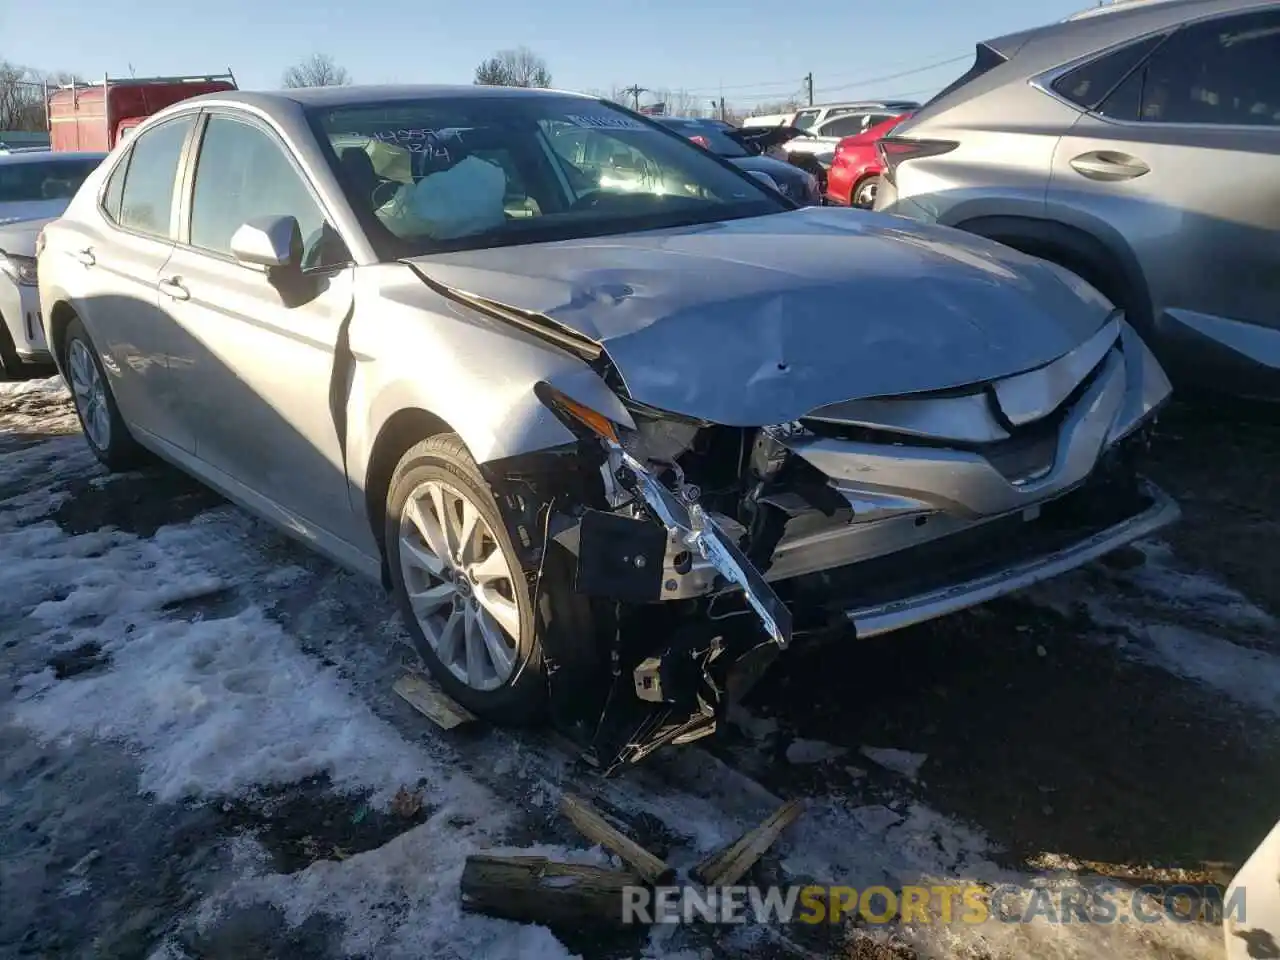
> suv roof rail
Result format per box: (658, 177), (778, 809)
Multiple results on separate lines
(1063, 0), (1179, 20)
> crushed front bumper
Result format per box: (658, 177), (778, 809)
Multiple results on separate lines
(843, 481), (1178, 636)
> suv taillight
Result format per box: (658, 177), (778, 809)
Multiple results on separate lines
(877, 137), (958, 186)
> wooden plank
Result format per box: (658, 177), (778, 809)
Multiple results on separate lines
(559, 793), (675, 885)
(393, 674), (476, 730)
(460, 855), (642, 931)
(693, 798), (805, 887)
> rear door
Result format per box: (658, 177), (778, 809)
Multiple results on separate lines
(161, 110), (361, 542)
(1048, 7), (1280, 341)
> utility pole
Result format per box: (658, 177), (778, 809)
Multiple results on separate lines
(804, 73), (814, 106)
(710, 97), (725, 121)
(621, 84), (647, 110)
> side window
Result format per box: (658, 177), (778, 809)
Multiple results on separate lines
(793, 109), (820, 130)
(1106, 10), (1280, 125)
(189, 115), (345, 268)
(821, 115), (869, 138)
(101, 153), (129, 222)
(1052, 34), (1165, 110)
(117, 114), (195, 238)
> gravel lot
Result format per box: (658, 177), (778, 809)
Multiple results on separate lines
(2, 375), (1276, 960)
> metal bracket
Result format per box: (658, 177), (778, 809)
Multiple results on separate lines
(604, 441), (793, 648)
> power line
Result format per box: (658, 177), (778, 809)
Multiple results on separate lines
(814, 54), (971, 95)
(679, 52), (970, 97)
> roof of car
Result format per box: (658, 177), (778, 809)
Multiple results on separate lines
(988, 0), (1274, 54)
(193, 84), (598, 110)
(0, 150), (106, 165)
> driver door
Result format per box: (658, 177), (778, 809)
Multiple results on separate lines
(161, 111), (363, 546)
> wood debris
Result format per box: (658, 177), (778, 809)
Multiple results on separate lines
(460, 855), (639, 931)
(393, 673), (476, 729)
(692, 798), (805, 887)
(559, 793), (674, 885)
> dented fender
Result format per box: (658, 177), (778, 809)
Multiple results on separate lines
(341, 264), (633, 530)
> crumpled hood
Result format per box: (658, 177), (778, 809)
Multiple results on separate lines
(410, 207), (1113, 426)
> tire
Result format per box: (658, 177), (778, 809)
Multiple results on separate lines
(62, 316), (146, 470)
(0, 322), (20, 381)
(385, 433), (549, 723)
(852, 175), (883, 210)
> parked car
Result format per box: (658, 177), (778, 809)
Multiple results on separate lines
(783, 104), (917, 158)
(0, 216), (57, 375)
(39, 86), (1177, 769)
(0, 152), (105, 376)
(825, 113), (911, 208)
(654, 116), (821, 204)
(0, 151), (104, 226)
(784, 100), (918, 132)
(1225, 817), (1280, 959)
(875, 0), (1280, 401)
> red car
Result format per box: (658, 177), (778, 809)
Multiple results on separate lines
(825, 113), (910, 209)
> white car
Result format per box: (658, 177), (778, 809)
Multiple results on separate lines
(0, 152), (104, 376)
(782, 108), (908, 157)
(1224, 817), (1280, 959)
(0, 217), (59, 374)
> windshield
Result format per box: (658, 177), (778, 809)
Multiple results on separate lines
(0, 157), (101, 205)
(658, 119), (749, 158)
(307, 96), (783, 258)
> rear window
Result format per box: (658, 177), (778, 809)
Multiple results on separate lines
(0, 158), (101, 204)
(1051, 34), (1166, 110)
(921, 43), (1008, 108)
(662, 121), (749, 158)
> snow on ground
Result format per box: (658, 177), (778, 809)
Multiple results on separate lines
(1025, 540), (1280, 718)
(2, 379), (1269, 959)
(0, 374), (78, 441)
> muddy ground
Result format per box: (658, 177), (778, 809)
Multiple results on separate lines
(1, 375), (1276, 960)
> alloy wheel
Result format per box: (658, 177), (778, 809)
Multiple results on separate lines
(398, 479), (521, 691)
(855, 179), (879, 209)
(67, 338), (111, 451)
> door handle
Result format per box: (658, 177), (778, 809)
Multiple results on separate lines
(74, 247), (95, 267)
(158, 277), (190, 301)
(1069, 151), (1150, 182)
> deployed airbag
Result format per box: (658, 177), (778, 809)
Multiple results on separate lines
(376, 156), (507, 240)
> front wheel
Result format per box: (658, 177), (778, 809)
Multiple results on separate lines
(63, 316), (145, 470)
(385, 434), (547, 723)
(853, 175), (883, 210)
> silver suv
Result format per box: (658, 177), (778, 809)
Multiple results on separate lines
(876, 0), (1280, 401)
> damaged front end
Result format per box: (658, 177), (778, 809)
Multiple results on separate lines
(499, 313), (1178, 774)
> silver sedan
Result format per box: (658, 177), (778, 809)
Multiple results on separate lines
(37, 85), (1177, 767)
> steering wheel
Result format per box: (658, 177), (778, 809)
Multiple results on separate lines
(371, 178), (402, 209)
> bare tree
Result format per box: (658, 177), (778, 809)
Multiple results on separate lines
(281, 53), (351, 89)
(0, 61), (83, 131)
(473, 47), (551, 88)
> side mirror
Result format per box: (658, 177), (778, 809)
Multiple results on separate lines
(230, 215), (302, 271)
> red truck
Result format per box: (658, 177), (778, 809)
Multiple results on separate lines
(47, 72), (237, 152)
